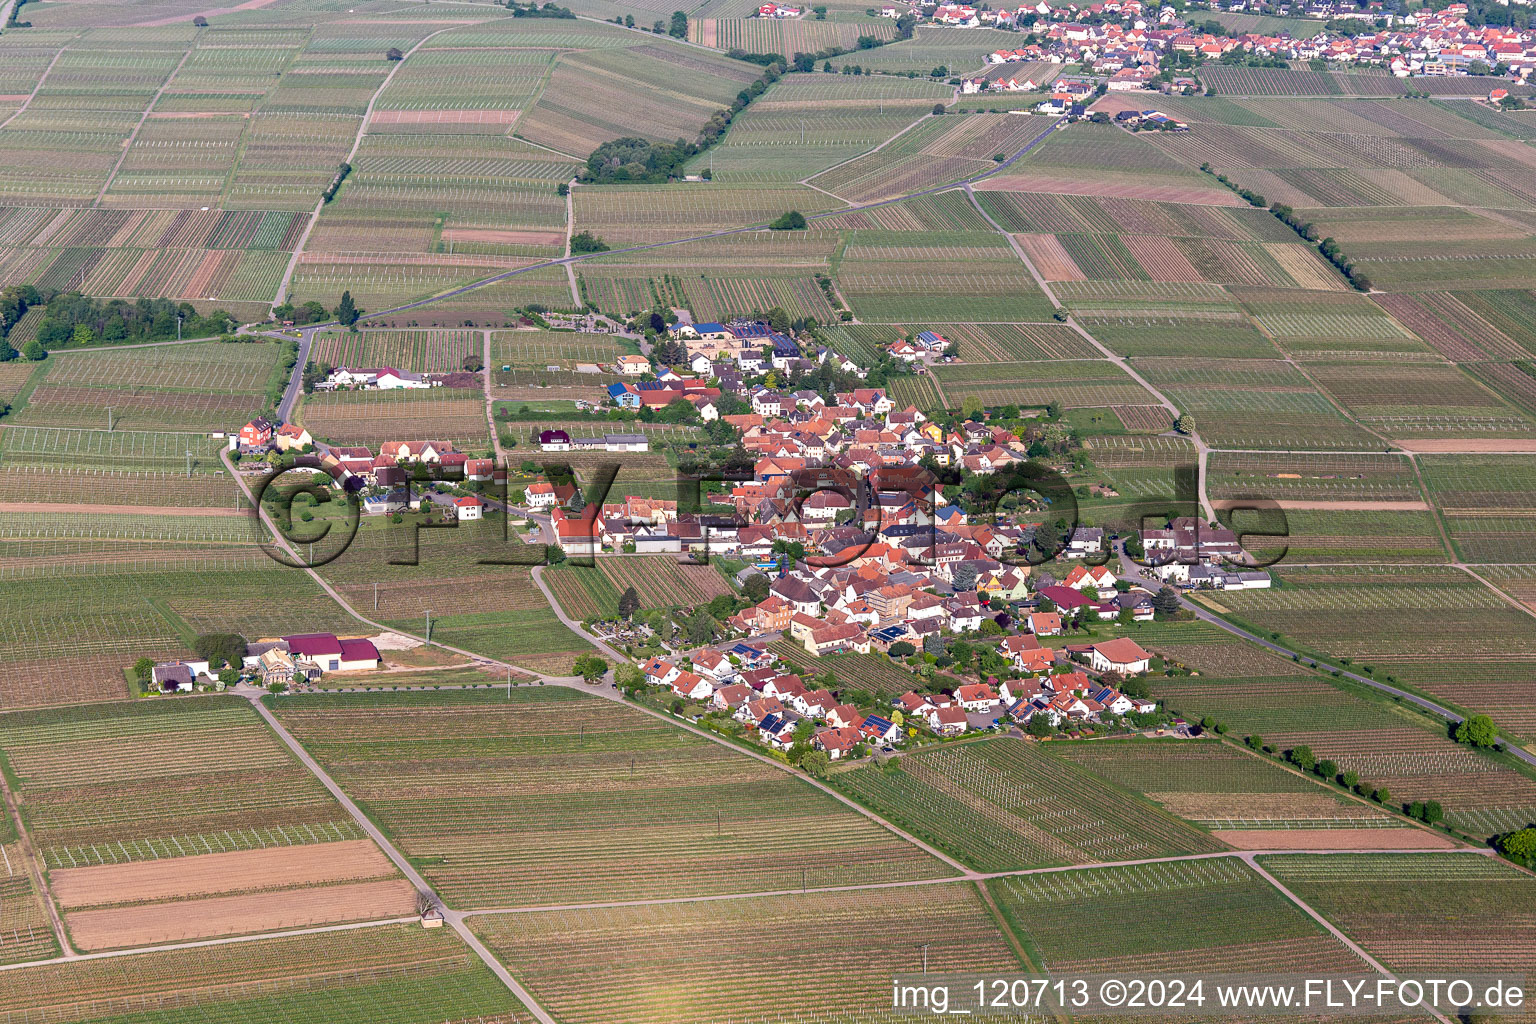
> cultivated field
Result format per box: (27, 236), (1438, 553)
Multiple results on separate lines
(310, 329), (479, 374)
(0, 547), (357, 707)
(1147, 629), (1536, 837)
(8, 341), (279, 433)
(830, 736), (1226, 872)
(0, 697), (364, 869)
(545, 557), (733, 620)
(1259, 853), (1536, 984)
(1047, 737), (1400, 834)
(268, 687), (951, 907)
(472, 883), (1021, 1024)
(0, 924), (530, 1024)
(298, 388), (490, 450)
(988, 857), (1368, 974)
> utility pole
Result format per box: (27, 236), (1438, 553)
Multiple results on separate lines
(425, 609), (431, 641)
(176, 314), (183, 341)
(800, 117), (804, 143)
(106, 407), (114, 431)
(373, 582), (378, 611)
(506, 664), (511, 698)
(185, 450), (192, 477)
(920, 943), (930, 974)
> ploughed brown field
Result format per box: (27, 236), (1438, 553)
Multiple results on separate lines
(52, 840), (414, 950)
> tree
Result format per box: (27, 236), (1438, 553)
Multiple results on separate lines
(1027, 714), (1054, 737)
(1455, 713), (1498, 748)
(1288, 744), (1315, 773)
(21, 340), (45, 361)
(570, 231), (610, 254)
(614, 663), (644, 691)
(742, 573), (770, 604)
(386, 46), (404, 60)
(618, 586), (640, 619)
(686, 609), (717, 645)
(888, 641), (917, 659)
(1500, 826), (1536, 862)
(1423, 800), (1443, 824)
(668, 9), (687, 36)
(931, 103), (945, 114)
(1341, 769), (1359, 790)
(335, 290), (359, 326)
(952, 562), (978, 592)
(801, 749), (831, 778)
(132, 656), (155, 686)
(1315, 758), (1339, 780)
(1152, 586), (1182, 617)
(769, 210), (807, 230)
(194, 633), (247, 667)
(573, 652), (608, 683)
(1173, 413), (1195, 435)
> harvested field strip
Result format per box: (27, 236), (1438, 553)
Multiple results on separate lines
(64, 878), (418, 951)
(49, 838), (398, 907)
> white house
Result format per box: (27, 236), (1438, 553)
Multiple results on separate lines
(692, 649), (736, 684)
(642, 657), (682, 688)
(669, 671), (714, 700)
(453, 495), (483, 521)
(524, 482), (558, 509)
(1088, 638), (1151, 675)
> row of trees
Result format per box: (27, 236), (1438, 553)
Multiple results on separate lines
(9, 291), (239, 351)
(1202, 164), (1372, 291)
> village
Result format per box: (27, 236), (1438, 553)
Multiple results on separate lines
(213, 309), (1278, 769)
(889, 0), (1536, 88)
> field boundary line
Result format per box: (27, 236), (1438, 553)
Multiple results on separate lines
(962, 182), (1215, 519)
(271, 21), (485, 307)
(456, 847), (1500, 918)
(94, 46), (194, 208)
(0, 916), (416, 973)
(0, 43), (69, 132)
(280, 117), (1066, 339)
(562, 178), (579, 306)
(528, 564), (977, 874)
(0, 769), (72, 959)
(248, 693), (558, 1024)
(1241, 852), (1457, 1024)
